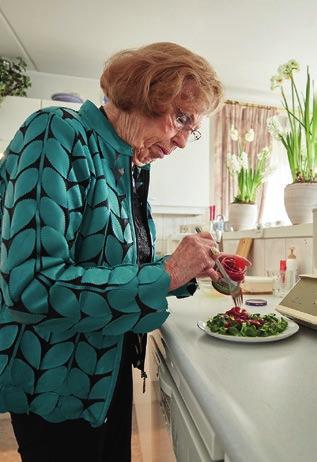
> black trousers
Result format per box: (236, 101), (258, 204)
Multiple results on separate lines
(10, 342), (133, 462)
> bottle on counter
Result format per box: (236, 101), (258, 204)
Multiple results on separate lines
(286, 246), (298, 289)
(278, 259), (287, 296)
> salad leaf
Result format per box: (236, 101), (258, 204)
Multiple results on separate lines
(206, 307), (288, 337)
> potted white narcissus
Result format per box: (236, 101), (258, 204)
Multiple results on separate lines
(268, 59), (317, 224)
(227, 126), (272, 230)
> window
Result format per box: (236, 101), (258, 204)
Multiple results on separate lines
(261, 137), (292, 226)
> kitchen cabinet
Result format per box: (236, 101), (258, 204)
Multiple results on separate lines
(149, 117), (210, 215)
(133, 331), (222, 462)
(133, 338), (176, 462)
(0, 96), (81, 153)
(0, 96), (41, 145)
(159, 291), (317, 462)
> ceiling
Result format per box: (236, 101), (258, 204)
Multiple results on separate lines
(0, 0), (316, 97)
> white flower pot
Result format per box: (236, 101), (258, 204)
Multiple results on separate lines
(228, 203), (257, 231)
(284, 182), (317, 224)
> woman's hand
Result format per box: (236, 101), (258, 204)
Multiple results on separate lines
(164, 232), (219, 291)
(164, 232), (252, 291)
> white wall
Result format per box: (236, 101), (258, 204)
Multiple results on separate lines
(27, 70), (101, 105)
(225, 86), (281, 107)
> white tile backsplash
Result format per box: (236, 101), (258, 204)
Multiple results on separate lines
(152, 212), (209, 255)
(264, 239), (286, 273)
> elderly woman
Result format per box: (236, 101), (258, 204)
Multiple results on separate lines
(0, 42), (243, 462)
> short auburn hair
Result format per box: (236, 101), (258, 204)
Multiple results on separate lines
(100, 42), (224, 117)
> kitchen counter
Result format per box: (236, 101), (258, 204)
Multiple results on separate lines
(158, 289), (317, 462)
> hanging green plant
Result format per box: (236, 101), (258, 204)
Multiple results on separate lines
(0, 57), (31, 103)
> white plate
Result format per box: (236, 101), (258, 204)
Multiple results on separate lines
(197, 316), (299, 343)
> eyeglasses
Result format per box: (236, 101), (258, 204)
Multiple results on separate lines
(173, 109), (202, 142)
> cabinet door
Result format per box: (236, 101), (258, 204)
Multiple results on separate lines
(0, 96), (41, 142)
(41, 99), (82, 111)
(148, 117), (210, 211)
(170, 391), (214, 462)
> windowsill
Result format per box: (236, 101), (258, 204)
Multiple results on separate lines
(223, 223), (313, 240)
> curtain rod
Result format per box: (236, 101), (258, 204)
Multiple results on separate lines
(225, 99), (281, 110)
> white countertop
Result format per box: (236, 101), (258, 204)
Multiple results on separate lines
(160, 289), (317, 462)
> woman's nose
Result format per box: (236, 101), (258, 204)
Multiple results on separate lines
(171, 130), (190, 148)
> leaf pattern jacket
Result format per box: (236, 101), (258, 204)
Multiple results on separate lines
(0, 100), (195, 427)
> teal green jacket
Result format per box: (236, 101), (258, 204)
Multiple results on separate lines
(0, 100), (195, 427)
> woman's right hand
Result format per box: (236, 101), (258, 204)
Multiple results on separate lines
(164, 232), (219, 291)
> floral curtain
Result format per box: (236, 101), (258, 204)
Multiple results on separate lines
(213, 101), (278, 222)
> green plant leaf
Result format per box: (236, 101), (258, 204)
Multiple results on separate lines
(0, 57), (31, 98)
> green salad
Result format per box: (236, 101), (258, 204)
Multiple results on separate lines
(206, 307), (288, 337)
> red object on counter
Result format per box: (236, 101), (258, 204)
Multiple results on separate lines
(280, 259), (287, 271)
(209, 205), (215, 221)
